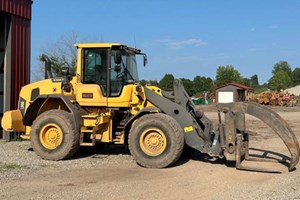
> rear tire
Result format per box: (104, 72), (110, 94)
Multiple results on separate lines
(129, 113), (184, 168)
(30, 110), (79, 160)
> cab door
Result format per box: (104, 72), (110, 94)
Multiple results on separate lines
(76, 48), (109, 107)
(106, 50), (135, 108)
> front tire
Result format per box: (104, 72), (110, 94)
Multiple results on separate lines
(30, 110), (79, 160)
(128, 113), (184, 168)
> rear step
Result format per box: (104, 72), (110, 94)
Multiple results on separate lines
(80, 128), (96, 146)
(80, 114), (110, 146)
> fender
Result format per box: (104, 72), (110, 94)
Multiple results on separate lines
(23, 95), (87, 132)
(144, 86), (214, 154)
(124, 106), (161, 134)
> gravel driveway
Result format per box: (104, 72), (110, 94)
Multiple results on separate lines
(0, 111), (300, 200)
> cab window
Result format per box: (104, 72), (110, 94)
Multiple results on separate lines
(83, 48), (108, 96)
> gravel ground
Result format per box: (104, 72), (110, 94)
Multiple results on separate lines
(0, 141), (135, 183)
(0, 110), (299, 200)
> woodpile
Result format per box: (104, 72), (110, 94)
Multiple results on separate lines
(246, 91), (299, 107)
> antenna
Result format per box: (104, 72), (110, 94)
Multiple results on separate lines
(134, 35), (136, 48)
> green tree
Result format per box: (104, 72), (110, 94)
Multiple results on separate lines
(268, 71), (292, 91)
(215, 65), (244, 86)
(159, 74), (174, 91)
(139, 79), (147, 86)
(254, 83), (269, 94)
(140, 80), (159, 86)
(149, 80), (159, 86)
(243, 78), (251, 86)
(291, 67), (300, 86)
(250, 74), (259, 87)
(41, 55), (76, 78)
(181, 78), (194, 96)
(203, 77), (213, 92)
(272, 61), (292, 77)
(193, 76), (213, 96)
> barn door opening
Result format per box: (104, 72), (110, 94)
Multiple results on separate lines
(237, 89), (245, 102)
(0, 13), (7, 138)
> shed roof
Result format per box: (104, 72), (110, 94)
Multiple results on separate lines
(216, 83), (253, 90)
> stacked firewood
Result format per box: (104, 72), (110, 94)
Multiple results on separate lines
(246, 91), (299, 106)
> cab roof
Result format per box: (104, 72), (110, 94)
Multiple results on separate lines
(74, 43), (142, 54)
(74, 43), (125, 48)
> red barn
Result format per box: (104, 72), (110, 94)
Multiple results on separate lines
(0, 0), (32, 139)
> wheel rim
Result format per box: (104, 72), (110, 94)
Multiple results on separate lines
(39, 123), (63, 150)
(139, 128), (167, 156)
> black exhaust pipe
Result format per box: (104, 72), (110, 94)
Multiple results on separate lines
(40, 54), (53, 79)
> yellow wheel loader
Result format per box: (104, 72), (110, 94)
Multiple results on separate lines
(2, 43), (300, 172)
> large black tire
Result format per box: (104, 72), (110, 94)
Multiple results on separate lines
(30, 110), (80, 160)
(128, 113), (184, 168)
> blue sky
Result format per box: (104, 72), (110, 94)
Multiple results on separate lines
(31, 0), (300, 84)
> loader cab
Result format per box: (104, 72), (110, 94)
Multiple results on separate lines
(82, 45), (139, 96)
(75, 43), (146, 107)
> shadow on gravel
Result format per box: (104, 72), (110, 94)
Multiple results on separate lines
(72, 144), (191, 168)
(184, 147), (291, 170)
(184, 151), (231, 167)
(247, 147), (290, 168)
(71, 144), (131, 160)
(27, 142), (291, 170)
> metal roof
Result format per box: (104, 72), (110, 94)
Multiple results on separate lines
(216, 83), (253, 90)
(0, 0), (32, 20)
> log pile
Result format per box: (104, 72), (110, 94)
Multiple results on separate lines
(246, 91), (299, 107)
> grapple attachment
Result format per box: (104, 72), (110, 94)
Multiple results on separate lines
(217, 102), (300, 173)
(147, 79), (299, 172)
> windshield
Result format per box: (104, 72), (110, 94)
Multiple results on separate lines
(110, 50), (139, 83)
(124, 53), (138, 82)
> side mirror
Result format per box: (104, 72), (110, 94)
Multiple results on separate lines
(114, 51), (122, 65)
(143, 55), (147, 67)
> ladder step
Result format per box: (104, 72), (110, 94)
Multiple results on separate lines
(81, 129), (93, 133)
(81, 142), (95, 146)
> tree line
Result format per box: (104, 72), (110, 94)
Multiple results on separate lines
(35, 33), (300, 97)
(141, 61), (300, 96)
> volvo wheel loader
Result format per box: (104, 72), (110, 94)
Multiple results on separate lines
(2, 43), (300, 172)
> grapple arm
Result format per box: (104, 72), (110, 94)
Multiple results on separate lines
(217, 102), (300, 172)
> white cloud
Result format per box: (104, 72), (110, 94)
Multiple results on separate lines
(155, 38), (207, 49)
(268, 25), (279, 29)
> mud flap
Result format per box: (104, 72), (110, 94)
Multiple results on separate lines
(217, 102), (300, 172)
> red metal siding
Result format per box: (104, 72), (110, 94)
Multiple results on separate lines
(0, 0), (32, 20)
(11, 15), (30, 109)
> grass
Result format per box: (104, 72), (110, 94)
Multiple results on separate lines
(0, 163), (23, 172)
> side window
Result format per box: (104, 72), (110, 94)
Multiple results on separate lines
(83, 48), (107, 96)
